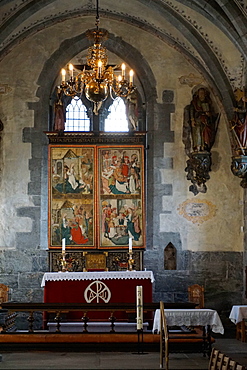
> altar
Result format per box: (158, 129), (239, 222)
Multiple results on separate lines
(42, 271), (154, 322)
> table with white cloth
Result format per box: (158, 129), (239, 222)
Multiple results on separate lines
(229, 305), (247, 341)
(152, 308), (224, 334)
(153, 308), (224, 356)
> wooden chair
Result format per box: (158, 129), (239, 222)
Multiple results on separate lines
(221, 355), (230, 370)
(229, 359), (237, 370)
(188, 284), (204, 308)
(236, 365), (245, 370)
(0, 283), (9, 304)
(208, 348), (245, 370)
(208, 348), (220, 369)
(236, 320), (247, 342)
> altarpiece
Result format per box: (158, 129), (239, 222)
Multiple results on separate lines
(46, 133), (146, 272)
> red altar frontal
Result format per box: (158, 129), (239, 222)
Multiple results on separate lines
(42, 271), (154, 321)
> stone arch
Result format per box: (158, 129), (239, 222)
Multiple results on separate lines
(21, 31), (157, 249)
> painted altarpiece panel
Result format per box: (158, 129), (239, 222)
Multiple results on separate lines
(49, 146), (95, 249)
(99, 146), (144, 249)
(49, 145), (145, 250)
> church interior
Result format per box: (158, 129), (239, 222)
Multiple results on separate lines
(0, 0), (247, 368)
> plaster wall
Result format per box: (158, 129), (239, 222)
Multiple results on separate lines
(0, 15), (244, 311)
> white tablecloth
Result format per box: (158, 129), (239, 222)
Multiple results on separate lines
(152, 309), (224, 334)
(229, 305), (247, 324)
(41, 270), (155, 287)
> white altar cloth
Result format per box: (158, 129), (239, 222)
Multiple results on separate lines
(229, 305), (247, 324)
(41, 270), (155, 287)
(152, 308), (224, 334)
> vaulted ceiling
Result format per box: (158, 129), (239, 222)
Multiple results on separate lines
(0, 0), (246, 116)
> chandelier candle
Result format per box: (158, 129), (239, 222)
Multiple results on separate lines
(69, 63), (73, 79)
(61, 69), (66, 83)
(121, 63), (126, 78)
(129, 70), (134, 84)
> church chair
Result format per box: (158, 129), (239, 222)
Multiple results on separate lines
(0, 283), (9, 304)
(208, 348), (220, 369)
(236, 320), (247, 342)
(188, 284), (204, 308)
(228, 359), (237, 370)
(214, 352), (224, 369)
(236, 365), (245, 370)
(221, 355), (230, 370)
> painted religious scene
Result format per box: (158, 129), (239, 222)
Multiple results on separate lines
(50, 146), (94, 248)
(99, 146), (145, 248)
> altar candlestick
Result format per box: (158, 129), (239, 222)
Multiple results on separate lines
(136, 286), (143, 330)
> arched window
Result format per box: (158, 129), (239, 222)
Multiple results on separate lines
(104, 97), (129, 132)
(65, 96), (90, 131)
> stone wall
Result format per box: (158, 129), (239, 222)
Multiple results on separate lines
(0, 2), (245, 318)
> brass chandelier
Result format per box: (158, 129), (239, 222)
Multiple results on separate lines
(59, 0), (135, 111)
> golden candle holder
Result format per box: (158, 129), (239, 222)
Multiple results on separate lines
(60, 251), (68, 272)
(128, 252), (135, 271)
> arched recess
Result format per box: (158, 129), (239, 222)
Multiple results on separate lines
(22, 33), (158, 249)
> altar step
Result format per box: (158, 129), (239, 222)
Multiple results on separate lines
(0, 330), (215, 353)
(47, 321), (149, 333)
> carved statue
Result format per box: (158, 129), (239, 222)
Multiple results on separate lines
(189, 87), (217, 152)
(125, 91), (138, 131)
(183, 86), (219, 195)
(231, 88), (247, 155)
(54, 88), (65, 131)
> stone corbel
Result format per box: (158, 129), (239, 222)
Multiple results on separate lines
(185, 152), (211, 196)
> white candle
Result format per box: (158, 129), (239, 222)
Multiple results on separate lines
(98, 60), (102, 78)
(121, 63), (126, 78)
(62, 238), (66, 253)
(129, 237), (132, 253)
(129, 70), (134, 84)
(69, 63), (73, 78)
(136, 286), (143, 330)
(61, 68), (66, 83)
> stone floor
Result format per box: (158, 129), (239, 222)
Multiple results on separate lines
(0, 338), (246, 369)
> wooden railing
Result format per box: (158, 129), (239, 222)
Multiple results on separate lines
(160, 301), (169, 370)
(0, 302), (157, 334)
(0, 302), (196, 334)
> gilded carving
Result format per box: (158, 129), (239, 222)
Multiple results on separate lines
(0, 84), (12, 94)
